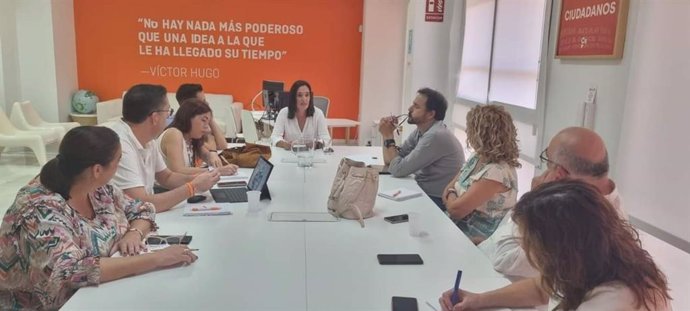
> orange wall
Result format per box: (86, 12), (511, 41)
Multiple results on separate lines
(74, 0), (362, 138)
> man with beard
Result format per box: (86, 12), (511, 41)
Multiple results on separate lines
(378, 87), (465, 210)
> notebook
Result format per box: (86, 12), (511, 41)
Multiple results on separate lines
(217, 171), (250, 183)
(345, 154), (383, 166)
(183, 204), (233, 216)
(210, 156), (273, 203)
(378, 188), (423, 201)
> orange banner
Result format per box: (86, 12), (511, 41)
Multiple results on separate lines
(74, 0), (363, 137)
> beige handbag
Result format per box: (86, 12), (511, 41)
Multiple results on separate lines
(327, 158), (379, 227)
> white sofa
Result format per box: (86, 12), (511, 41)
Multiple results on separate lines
(96, 93), (243, 138)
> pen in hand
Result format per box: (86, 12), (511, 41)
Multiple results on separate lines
(219, 155), (230, 166)
(451, 270), (463, 305)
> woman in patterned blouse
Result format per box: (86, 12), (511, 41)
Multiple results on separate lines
(0, 126), (198, 310)
(442, 105), (521, 244)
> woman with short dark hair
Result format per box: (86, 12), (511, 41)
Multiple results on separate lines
(0, 126), (198, 310)
(439, 180), (671, 311)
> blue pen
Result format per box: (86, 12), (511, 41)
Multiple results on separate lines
(451, 270), (463, 305)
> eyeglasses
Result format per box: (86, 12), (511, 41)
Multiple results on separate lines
(388, 114), (408, 135)
(151, 107), (174, 116)
(145, 232), (187, 246)
(539, 148), (570, 175)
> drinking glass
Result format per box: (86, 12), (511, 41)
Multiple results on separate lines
(292, 137), (315, 167)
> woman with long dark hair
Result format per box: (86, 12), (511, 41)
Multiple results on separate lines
(0, 126), (198, 310)
(439, 180), (671, 310)
(270, 80), (330, 150)
(159, 98), (238, 175)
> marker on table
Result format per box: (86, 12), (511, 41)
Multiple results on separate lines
(191, 206), (221, 212)
(451, 270), (463, 305)
(392, 190), (402, 198)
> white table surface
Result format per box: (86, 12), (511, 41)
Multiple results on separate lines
(63, 146), (525, 311)
(325, 118), (359, 127)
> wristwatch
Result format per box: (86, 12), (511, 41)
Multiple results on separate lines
(384, 139), (397, 149)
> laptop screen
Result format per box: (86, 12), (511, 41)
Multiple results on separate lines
(247, 156), (273, 191)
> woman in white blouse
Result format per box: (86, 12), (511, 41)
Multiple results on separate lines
(271, 80), (330, 150)
(439, 180), (671, 311)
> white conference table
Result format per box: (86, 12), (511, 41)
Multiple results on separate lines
(251, 111), (360, 144)
(63, 146), (527, 311)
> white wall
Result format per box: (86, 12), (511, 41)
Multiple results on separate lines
(616, 1), (690, 247)
(358, 0), (407, 146)
(11, 0), (77, 122)
(0, 0), (21, 115)
(51, 0), (78, 121)
(15, 0), (60, 121)
(541, 0), (639, 177)
(399, 0), (461, 139)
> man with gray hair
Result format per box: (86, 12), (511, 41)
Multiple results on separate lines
(478, 127), (625, 278)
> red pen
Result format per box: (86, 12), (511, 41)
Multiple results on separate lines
(392, 190), (402, 198)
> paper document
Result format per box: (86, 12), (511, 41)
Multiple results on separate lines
(219, 172), (250, 182)
(269, 212), (339, 222)
(183, 203), (233, 216)
(378, 188), (423, 201)
(345, 154), (383, 166)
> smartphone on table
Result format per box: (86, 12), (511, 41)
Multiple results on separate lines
(377, 254), (424, 265)
(384, 214), (409, 224)
(392, 296), (418, 311)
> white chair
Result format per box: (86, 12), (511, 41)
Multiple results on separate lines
(0, 109), (51, 165)
(11, 101), (79, 139)
(241, 110), (259, 144)
(222, 107), (244, 142)
(9, 102), (62, 144)
(313, 96), (330, 117)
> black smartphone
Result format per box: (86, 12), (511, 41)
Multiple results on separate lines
(392, 296), (418, 311)
(186, 195), (206, 204)
(377, 254), (424, 265)
(146, 235), (193, 245)
(384, 214), (409, 224)
(217, 181), (247, 188)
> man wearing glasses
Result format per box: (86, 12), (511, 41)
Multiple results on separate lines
(378, 88), (465, 210)
(477, 126), (626, 278)
(109, 84), (220, 213)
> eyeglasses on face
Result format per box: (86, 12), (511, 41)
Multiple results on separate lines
(539, 148), (570, 175)
(150, 107), (174, 116)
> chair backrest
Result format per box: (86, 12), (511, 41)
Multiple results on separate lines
(204, 94), (236, 137)
(19, 101), (47, 126)
(224, 112), (239, 138)
(9, 101), (33, 130)
(241, 110), (259, 143)
(96, 98), (123, 124)
(0, 108), (19, 134)
(313, 96), (330, 117)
